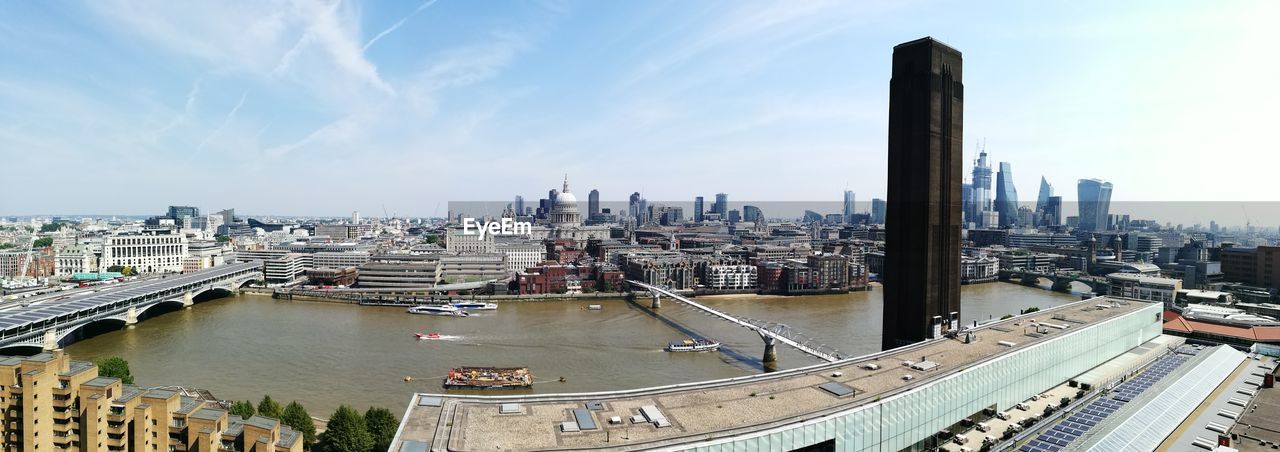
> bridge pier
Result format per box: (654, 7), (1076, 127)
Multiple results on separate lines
(182, 291), (194, 309)
(760, 333), (777, 364)
(42, 330), (58, 351)
(650, 292), (661, 309)
(1051, 279), (1073, 293)
(126, 307), (138, 327)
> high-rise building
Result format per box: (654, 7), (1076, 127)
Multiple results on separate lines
(588, 190), (600, 217)
(871, 198), (886, 224)
(1044, 195), (1063, 226)
(743, 205), (763, 223)
(628, 192), (641, 219)
(883, 37), (963, 350)
(514, 196), (525, 216)
(961, 183), (973, 224)
(352, 210), (360, 224)
(1077, 179), (1114, 231)
(694, 196), (704, 222)
(714, 193), (728, 217)
(969, 147), (992, 225)
(1035, 176), (1053, 214)
(843, 190), (856, 223)
(994, 162), (1018, 227)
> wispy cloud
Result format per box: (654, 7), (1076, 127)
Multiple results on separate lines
(363, 0), (440, 52)
(150, 77), (203, 141)
(193, 91), (247, 155)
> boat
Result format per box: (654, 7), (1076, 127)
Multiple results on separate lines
(665, 338), (721, 352)
(407, 305), (469, 317)
(415, 332), (442, 340)
(586, 304), (603, 310)
(444, 366), (532, 390)
(451, 302), (498, 311)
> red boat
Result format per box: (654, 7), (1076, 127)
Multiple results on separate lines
(415, 332), (442, 340)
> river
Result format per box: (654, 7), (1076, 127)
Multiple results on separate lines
(61, 282), (1076, 417)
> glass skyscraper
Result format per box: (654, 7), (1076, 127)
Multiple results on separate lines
(843, 190), (856, 223)
(1077, 179), (1114, 231)
(994, 162), (1019, 227)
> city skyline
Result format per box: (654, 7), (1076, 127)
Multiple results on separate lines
(1, 1), (1277, 217)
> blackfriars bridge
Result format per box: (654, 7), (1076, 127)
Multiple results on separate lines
(0, 261), (262, 350)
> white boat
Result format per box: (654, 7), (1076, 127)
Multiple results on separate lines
(665, 338), (720, 352)
(451, 302), (498, 311)
(408, 305), (469, 317)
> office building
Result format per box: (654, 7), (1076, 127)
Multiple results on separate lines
(693, 196), (704, 222)
(1077, 179), (1114, 231)
(514, 196), (525, 216)
(101, 232), (189, 274)
(883, 37), (963, 350)
(1035, 176), (1053, 218)
(969, 147), (992, 225)
(743, 205), (763, 223)
(994, 162), (1018, 227)
(1221, 245), (1280, 289)
(870, 198), (886, 224)
(714, 193), (728, 217)
(495, 240), (547, 274)
(356, 255), (440, 288)
(843, 190), (856, 223)
(436, 254), (507, 284)
(0, 350), (303, 451)
(1107, 273), (1182, 304)
(587, 189), (599, 217)
(1043, 195), (1063, 227)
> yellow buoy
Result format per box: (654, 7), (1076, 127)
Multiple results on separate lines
(404, 376), (413, 382)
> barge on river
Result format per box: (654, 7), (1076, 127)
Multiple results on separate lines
(444, 366), (533, 390)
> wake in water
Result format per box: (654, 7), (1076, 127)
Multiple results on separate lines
(414, 334), (464, 341)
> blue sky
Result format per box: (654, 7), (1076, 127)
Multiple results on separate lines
(1, 0), (1277, 217)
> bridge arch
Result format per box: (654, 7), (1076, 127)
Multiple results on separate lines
(55, 317), (129, 348)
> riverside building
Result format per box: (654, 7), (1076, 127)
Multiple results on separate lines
(0, 350), (303, 451)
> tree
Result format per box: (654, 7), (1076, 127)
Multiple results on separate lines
(1000, 314), (1015, 320)
(364, 407), (399, 452)
(1021, 306), (1041, 314)
(215, 235), (231, 243)
(600, 280), (614, 293)
(320, 405), (372, 452)
(282, 401), (317, 449)
(229, 400), (255, 420)
(33, 237), (53, 248)
(258, 395), (283, 419)
(40, 223), (64, 233)
(93, 356), (134, 384)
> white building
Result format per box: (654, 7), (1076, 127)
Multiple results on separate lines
(960, 255), (999, 283)
(54, 244), (98, 276)
(704, 265), (758, 290)
(494, 241), (546, 275)
(445, 225), (496, 254)
(1107, 273), (1182, 304)
(101, 233), (188, 273)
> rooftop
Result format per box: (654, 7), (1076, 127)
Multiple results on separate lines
(395, 296), (1152, 450)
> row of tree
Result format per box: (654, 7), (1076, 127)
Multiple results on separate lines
(228, 395), (396, 452)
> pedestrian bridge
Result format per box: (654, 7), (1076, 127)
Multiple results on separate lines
(626, 280), (845, 364)
(0, 261), (262, 350)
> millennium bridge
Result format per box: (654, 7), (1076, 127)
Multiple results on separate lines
(0, 261), (262, 350)
(627, 280), (846, 364)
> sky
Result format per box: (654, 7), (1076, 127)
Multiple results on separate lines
(1, 0), (1278, 219)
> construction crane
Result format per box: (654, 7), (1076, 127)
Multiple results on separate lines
(1242, 204), (1253, 230)
(17, 226), (37, 279)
